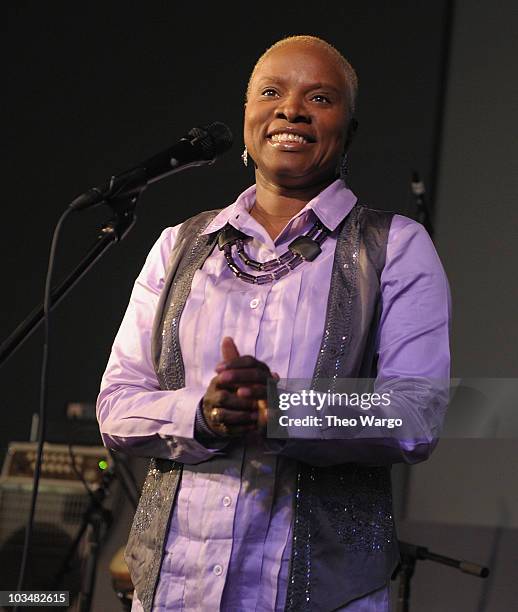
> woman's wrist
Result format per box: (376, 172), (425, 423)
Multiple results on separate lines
(194, 401), (224, 440)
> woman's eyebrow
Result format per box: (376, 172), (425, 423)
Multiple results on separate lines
(254, 76), (284, 86)
(255, 77), (342, 93)
(307, 82), (342, 93)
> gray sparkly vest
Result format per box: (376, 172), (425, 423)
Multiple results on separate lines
(125, 203), (398, 612)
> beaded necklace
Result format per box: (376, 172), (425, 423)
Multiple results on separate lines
(217, 220), (331, 284)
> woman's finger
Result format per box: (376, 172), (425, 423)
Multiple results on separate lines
(221, 336), (240, 362)
(236, 384), (268, 399)
(217, 368), (271, 387)
(207, 406), (258, 427)
(205, 389), (258, 412)
(216, 355), (271, 373)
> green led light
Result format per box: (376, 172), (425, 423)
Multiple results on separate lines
(98, 460), (108, 470)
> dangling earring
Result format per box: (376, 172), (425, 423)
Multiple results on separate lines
(241, 146), (248, 167)
(339, 153), (349, 180)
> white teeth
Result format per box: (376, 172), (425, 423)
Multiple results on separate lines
(270, 132), (308, 144)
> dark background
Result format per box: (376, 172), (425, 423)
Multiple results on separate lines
(2, 1), (517, 610)
(1, 1), (447, 450)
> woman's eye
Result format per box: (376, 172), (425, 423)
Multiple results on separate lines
(261, 89), (278, 97)
(312, 94), (331, 103)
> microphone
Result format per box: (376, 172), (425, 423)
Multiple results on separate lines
(70, 122), (233, 210)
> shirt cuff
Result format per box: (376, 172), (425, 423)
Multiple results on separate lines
(154, 386), (229, 460)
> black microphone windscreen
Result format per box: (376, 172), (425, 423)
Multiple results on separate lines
(187, 122), (232, 160)
(206, 122), (233, 156)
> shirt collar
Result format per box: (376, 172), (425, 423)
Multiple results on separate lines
(201, 179), (358, 235)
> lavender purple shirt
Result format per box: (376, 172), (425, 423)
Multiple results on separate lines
(96, 179), (450, 611)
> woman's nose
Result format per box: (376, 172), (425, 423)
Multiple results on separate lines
(275, 95), (310, 123)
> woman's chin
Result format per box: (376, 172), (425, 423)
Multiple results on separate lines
(257, 165), (334, 191)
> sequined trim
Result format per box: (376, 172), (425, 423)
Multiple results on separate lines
(311, 205), (359, 391)
(133, 461), (163, 533)
(159, 227), (218, 390)
(285, 467), (315, 611)
(319, 465), (394, 551)
(132, 460), (183, 612)
(286, 207), (360, 611)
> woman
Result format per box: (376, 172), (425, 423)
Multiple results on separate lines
(97, 35), (450, 612)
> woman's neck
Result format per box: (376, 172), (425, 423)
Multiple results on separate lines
(251, 173), (334, 240)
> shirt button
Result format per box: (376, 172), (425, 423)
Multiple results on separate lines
(213, 564), (223, 576)
(250, 298), (260, 309)
(222, 495), (232, 507)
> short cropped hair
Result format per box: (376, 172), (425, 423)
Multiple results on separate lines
(246, 35), (358, 114)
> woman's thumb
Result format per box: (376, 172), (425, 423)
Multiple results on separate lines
(221, 336), (240, 362)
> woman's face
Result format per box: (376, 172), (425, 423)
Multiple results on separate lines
(244, 42), (351, 190)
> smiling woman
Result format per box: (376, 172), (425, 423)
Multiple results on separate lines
(96, 35), (451, 612)
(244, 36), (358, 232)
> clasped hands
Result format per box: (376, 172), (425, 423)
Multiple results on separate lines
(201, 337), (277, 438)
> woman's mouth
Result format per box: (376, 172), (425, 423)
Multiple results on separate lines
(270, 132), (308, 144)
(267, 132), (314, 149)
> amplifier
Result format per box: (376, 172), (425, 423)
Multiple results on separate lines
(1, 442), (110, 487)
(0, 442), (112, 593)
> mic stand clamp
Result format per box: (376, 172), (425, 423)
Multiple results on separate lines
(98, 190), (140, 243)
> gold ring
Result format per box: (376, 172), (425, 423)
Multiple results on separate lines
(211, 407), (220, 424)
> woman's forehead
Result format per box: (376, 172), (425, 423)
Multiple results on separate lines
(250, 43), (347, 89)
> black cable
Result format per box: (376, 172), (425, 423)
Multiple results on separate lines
(15, 207), (74, 598)
(68, 443), (96, 501)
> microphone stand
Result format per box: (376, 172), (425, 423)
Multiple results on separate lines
(4, 188), (143, 610)
(393, 540), (490, 612)
(0, 189), (142, 368)
(53, 466), (115, 612)
(411, 171), (434, 239)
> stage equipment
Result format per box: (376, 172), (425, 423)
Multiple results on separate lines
(0, 442), (112, 606)
(69, 122), (233, 211)
(0, 121), (231, 603)
(0, 121), (233, 367)
(411, 170), (434, 237)
(392, 540), (490, 612)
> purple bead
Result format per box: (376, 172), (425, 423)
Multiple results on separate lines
(288, 257), (303, 270)
(256, 274), (273, 285)
(273, 266), (290, 279)
(228, 262), (241, 274)
(262, 259), (281, 272)
(240, 272), (257, 284)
